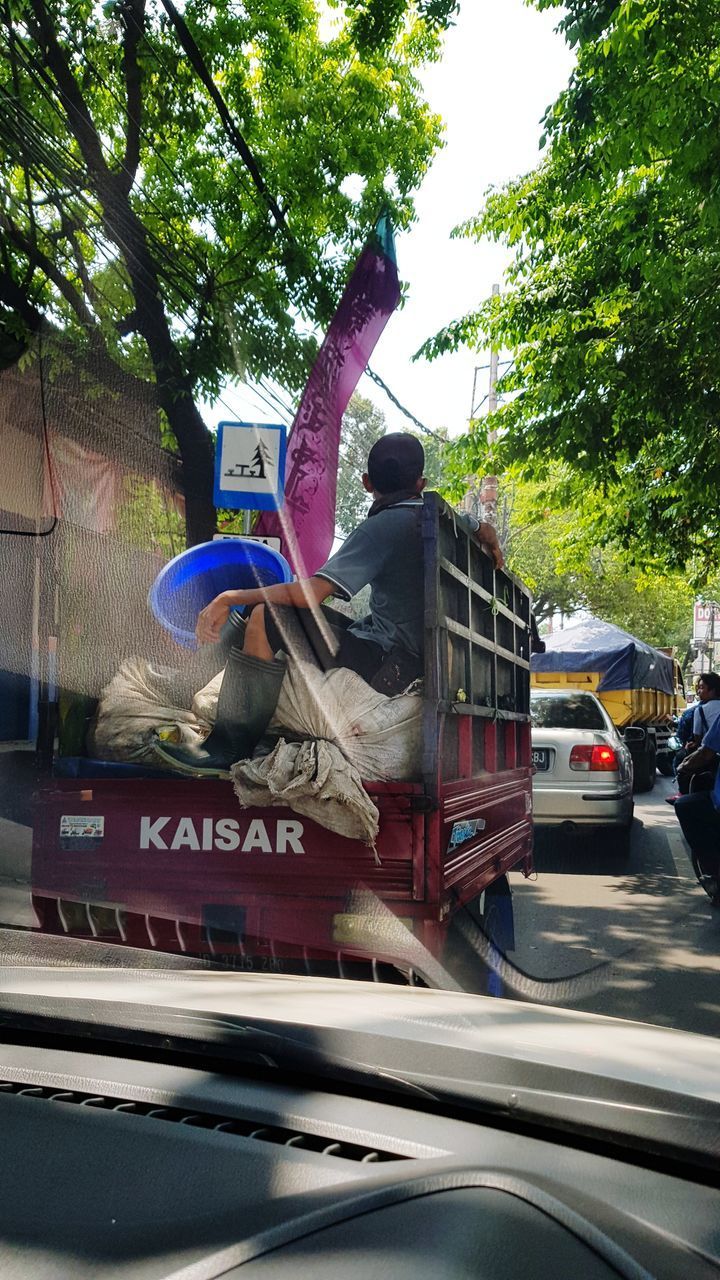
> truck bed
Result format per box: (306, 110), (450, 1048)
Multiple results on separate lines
(31, 493), (534, 980)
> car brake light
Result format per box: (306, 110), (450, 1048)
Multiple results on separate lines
(569, 744), (619, 772)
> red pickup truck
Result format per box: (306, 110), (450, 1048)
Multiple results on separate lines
(32, 493), (534, 988)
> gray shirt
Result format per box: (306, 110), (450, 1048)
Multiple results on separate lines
(317, 499), (424, 656)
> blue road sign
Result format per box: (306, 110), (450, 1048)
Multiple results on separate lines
(214, 421), (286, 511)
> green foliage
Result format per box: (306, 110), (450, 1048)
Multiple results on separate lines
(503, 476), (694, 652)
(115, 475), (184, 559)
(419, 426), (451, 491)
(335, 393), (387, 537)
(347, 0), (459, 53)
(0, 0), (446, 452)
(421, 0), (720, 575)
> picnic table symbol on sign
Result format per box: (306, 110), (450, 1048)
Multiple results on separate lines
(224, 440), (273, 481)
(214, 421), (286, 511)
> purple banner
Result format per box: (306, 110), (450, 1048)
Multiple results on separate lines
(254, 216), (400, 575)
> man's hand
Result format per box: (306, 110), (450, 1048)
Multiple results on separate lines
(196, 591), (246, 645)
(677, 745), (716, 777)
(477, 521), (505, 570)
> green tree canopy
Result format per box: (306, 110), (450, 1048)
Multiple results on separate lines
(421, 0), (720, 575)
(335, 393), (387, 537)
(0, 0), (447, 542)
(503, 477), (694, 654)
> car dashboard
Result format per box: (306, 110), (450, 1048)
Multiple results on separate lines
(0, 1038), (718, 1280)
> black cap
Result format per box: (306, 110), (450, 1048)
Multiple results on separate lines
(367, 432), (425, 493)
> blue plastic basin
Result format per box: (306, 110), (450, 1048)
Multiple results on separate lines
(149, 538), (293, 648)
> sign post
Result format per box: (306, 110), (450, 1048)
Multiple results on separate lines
(693, 601), (720, 672)
(213, 421), (286, 512)
(213, 421), (286, 551)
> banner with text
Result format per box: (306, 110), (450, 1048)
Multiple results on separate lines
(254, 214), (400, 574)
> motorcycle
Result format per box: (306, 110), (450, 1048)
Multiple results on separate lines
(657, 730), (682, 777)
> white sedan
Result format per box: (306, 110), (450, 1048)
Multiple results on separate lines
(531, 689), (634, 850)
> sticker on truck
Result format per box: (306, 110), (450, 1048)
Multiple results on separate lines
(60, 815), (105, 840)
(448, 818), (486, 851)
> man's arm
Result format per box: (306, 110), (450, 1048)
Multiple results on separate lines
(196, 577), (333, 645)
(221, 577), (332, 610)
(455, 511), (504, 570)
(677, 745), (717, 776)
(477, 521), (505, 570)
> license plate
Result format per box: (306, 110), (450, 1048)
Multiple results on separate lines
(532, 749), (550, 770)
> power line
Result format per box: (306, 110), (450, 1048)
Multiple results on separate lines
(128, 15), (258, 213)
(0, 59), (199, 310)
(2, 18), (299, 355)
(1, 27), (208, 308)
(53, 20), (212, 279)
(365, 366), (444, 441)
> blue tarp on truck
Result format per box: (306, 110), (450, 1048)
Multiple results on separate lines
(530, 617), (675, 696)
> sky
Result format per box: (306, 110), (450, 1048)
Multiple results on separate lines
(211, 1), (575, 440)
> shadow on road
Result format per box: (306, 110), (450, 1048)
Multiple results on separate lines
(510, 782), (720, 1034)
(532, 822), (644, 875)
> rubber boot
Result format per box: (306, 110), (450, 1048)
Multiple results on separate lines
(167, 610), (247, 709)
(154, 646), (287, 777)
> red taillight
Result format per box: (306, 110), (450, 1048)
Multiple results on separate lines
(569, 744), (619, 772)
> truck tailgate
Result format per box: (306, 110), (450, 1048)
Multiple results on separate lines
(32, 777), (426, 953)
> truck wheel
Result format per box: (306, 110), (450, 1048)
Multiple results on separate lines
(633, 741), (657, 793)
(443, 878), (513, 996)
(656, 753), (674, 778)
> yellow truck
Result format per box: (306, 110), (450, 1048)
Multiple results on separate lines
(531, 618), (684, 792)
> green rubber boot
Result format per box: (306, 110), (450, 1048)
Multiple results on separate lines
(155, 647), (287, 776)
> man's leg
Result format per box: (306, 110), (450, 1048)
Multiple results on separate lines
(676, 770), (693, 795)
(170, 611), (247, 707)
(674, 793), (720, 897)
(154, 603), (286, 776)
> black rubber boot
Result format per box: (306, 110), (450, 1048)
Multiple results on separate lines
(154, 647), (287, 777)
(167, 611), (247, 709)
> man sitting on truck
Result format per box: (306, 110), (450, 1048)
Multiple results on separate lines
(155, 432), (505, 776)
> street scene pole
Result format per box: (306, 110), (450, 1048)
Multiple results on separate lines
(479, 283), (500, 531)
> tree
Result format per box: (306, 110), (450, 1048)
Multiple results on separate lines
(503, 485), (587, 623)
(0, 0), (448, 544)
(421, 0), (720, 575)
(335, 394), (387, 537)
(503, 477), (694, 650)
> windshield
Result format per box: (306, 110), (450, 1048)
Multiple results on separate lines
(531, 694), (607, 731)
(0, 0), (717, 1053)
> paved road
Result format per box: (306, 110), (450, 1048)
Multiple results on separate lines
(508, 775), (720, 1038)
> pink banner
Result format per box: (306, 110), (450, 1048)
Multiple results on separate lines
(255, 216), (400, 575)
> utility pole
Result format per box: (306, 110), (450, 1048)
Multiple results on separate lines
(479, 283), (500, 530)
(463, 285), (501, 528)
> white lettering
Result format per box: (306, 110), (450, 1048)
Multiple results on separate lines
(241, 819), (272, 854)
(140, 816), (170, 850)
(171, 817), (200, 851)
(215, 818), (240, 851)
(276, 820), (305, 855)
(139, 816), (304, 855)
